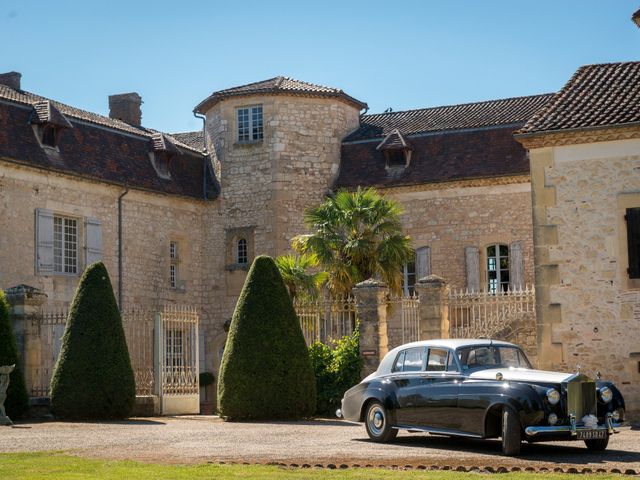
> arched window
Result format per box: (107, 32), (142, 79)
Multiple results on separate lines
(237, 238), (248, 265)
(487, 244), (509, 293)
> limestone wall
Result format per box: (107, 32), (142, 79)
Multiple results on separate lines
(387, 179), (535, 290)
(0, 163), (227, 376)
(528, 137), (640, 419)
(203, 94), (361, 306)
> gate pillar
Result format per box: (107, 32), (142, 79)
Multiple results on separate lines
(352, 279), (389, 379)
(415, 275), (450, 340)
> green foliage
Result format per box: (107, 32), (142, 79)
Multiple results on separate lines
(199, 372), (215, 387)
(275, 253), (328, 300)
(217, 255), (316, 420)
(292, 187), (413, 295)
(309, 329), (362, 416)
(0, 290), (29, 419)
(50, 262), (135, 419)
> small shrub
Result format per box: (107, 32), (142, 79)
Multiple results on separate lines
(309, 329), (362, 416)
(199, 372), (215, 387)
(0, 290), (29, 418)
(217, 255), (316, 420)
(50, 262), (135, 419)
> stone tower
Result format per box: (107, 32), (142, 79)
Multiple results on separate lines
(195, 76), (365, 296)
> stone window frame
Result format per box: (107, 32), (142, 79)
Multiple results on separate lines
(236, 105), (263, 144)
(148, 152), (172, 180)
(31, 124), (61, 153)
(225, 226), (255, 271)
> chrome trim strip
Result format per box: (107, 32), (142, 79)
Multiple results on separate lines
(395, 424), (483, 439)
(525, 421), (622, 438)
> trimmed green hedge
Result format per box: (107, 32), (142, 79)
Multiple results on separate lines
(217, 255), (316, 420)
(309, 329), (362, 416)
(50, 262), (135, 419)
(0, 290), (29, 419)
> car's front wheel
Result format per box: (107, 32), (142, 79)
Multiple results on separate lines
(584, 437), (609, 451)
(501, 407), (521, 456)
(365, 401), (398, 443)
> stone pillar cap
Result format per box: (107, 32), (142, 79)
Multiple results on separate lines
(354, 278), (388, 289)
(416, 274), (447, 285)
(4, 284), (47, 305)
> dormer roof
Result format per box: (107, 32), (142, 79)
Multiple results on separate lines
(151, 133), (181, 155)
(376, 129), (413, 150)
(30, 101), (73, 129)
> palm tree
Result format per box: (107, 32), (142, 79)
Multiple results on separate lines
(275, 253), (328, 300)
(292, 187), (413, 296)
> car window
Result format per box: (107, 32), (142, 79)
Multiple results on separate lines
(457, 345), (532, 371)
(426, 348), (448, 371)
(446, 350), (457, 371)
(402, 348), (424, 372)
(392, 350), (406, 372)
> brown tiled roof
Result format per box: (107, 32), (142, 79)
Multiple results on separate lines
(517, 62), (640, 135)
(0, 88), (216, 200)
(0, 85), (200, 154)
(151, 133), (180, 154)
(345, 94), (553, 142)
(336, 125), (530, 189)
(171, 131), (204, 152)
(194, 76), (367, 112)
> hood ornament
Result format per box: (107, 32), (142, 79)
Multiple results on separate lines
(495, 372), (504, 381)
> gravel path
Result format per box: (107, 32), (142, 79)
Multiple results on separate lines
(1, 417), (639, 471)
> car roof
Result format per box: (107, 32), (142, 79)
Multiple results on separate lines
(393, 338), (517, 350)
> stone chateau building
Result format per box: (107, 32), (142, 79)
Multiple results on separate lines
(0, 59), (638, 417)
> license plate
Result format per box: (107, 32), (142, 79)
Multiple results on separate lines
(577, 429), (607, 440)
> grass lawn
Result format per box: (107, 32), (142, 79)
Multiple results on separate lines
(0, 452), (625, 479)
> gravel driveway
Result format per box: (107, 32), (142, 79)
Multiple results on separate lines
(1, 417), (639, 472)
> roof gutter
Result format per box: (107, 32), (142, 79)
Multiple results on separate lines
(514, 121), (640, 140)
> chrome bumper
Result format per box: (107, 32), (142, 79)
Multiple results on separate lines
(525, 413), (621, 438)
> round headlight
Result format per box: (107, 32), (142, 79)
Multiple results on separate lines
(548, 413), (558, 426)
(546, 388), (560, 405)
(599, 386), (613, 403)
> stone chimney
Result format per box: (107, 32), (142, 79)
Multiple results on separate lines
(0, 72), (21, 90)
(108, 92), (143, 126)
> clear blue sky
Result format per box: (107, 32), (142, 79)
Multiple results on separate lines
(2, 1), (638, 133)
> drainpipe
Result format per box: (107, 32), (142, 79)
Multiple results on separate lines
(118, 185), (129, 311)
(193, 111), (208, 200)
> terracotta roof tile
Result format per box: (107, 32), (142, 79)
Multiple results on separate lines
(30, 101), (73, 129)
(517, 62), (640, 135)
(194, 76), (367, 112)
(346, 94), (553, 142)
(171, 131), (204, 152)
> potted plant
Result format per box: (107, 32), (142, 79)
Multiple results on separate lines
(199, 372), (216, 415)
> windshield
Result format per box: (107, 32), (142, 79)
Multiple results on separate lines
(457, 345), (532, 371)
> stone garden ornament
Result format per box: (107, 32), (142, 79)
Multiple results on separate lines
(0, 364), (15, 426)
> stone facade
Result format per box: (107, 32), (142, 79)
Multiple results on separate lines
(386, 178), (535, 290)
(203, 94), (360, 309)
(523, 135), (640, 419)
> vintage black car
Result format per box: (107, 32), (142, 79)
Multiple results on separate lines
(337, 339), (624, 455)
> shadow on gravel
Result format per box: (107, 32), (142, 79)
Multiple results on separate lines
(222, 419), (356, 427)
(353, 434), (640, 464)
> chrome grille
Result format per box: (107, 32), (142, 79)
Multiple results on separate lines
(567, 379), (596, 421)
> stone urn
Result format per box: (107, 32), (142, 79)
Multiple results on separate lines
(0, 364), (15, 426)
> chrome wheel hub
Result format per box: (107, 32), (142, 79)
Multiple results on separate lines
(368, 406), (385, 435)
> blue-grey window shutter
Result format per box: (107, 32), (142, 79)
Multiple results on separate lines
(85, 217), (102, 266)
(415, 246), (431, 280)
(509, 240), (525, 290)
(35, 208), (54, 274)
(465, 246), (480, 292)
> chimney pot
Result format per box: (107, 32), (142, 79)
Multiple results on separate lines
(108, 92), (143, 126)
(0, 71), (21, 90)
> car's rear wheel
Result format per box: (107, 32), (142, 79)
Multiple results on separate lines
(584, 437), (609, 451)
(501, 407), (521, 456)
(365, 401), (398, 443)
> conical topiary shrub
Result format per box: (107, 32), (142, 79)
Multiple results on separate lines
(50, 262), (135, 419)
(0, 290), (29, 419)
(217, 255), (316, 420)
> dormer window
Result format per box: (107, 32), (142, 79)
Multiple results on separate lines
(30, 101), (73, 150)
(376, 129), (413, 173)
(150, 133), (180, 180)
(41, 125), (57, 147)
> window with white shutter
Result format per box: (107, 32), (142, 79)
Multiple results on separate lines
(509, 240), (524, 290)
(35, 209), (54, 274)
(85, 217), (102, 266)
(415, 246), (431, 281)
